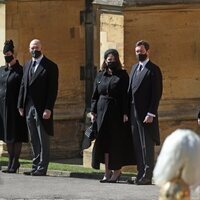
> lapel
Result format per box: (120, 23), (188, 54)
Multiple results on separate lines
(128, 64), (138, 91)
(136, 62), (149, 85)
(131, 61), (150, 92)
(24, 60), (32, 86)
(29, 57), (45, 84)
(130, 64), (138, 78)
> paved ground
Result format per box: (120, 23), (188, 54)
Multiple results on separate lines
(0, 171), (200, 200)
(0, 171), (159, 200)
(0, 158), (200, 200)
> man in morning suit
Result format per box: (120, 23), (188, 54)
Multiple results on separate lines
(128, 40), (163, 185)
(18, 39), (59, 176)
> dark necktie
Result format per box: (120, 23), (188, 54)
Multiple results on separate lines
(30, 61), (36, 78)
(134, 64), (142, 77)
(138, 64), (143, 71)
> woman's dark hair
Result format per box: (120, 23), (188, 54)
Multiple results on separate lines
(3, 40), (14, 54)
(100, 49), (123, 71)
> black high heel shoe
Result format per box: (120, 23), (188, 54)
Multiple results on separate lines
(2, 168), (11, 173)
(2, 158), (13, 173)
(9, 160), (20, 173)
(108, 172), (121, 183)
(100, 171), (113, 183)
(100, 176), (109, 183)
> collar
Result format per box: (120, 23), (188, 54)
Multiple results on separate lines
(32, 54), (44, 64)
(139, 58), (149, 67)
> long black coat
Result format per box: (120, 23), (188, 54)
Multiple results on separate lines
(0, 61), (28, 143)
(18, 56), (59, 136)
(91, 69), (136, 170)
(128, 60), (163, 145)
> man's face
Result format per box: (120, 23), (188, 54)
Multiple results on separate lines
(135, 45), (147, 56)
(29, 41), (42, 53)
(135, 45), (149, 62)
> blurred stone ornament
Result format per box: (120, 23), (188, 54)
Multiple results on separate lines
(159, 178), (190, 200)
(153, 129), (200, 200)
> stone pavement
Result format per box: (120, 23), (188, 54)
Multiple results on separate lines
(0, 171), (159, 200)
(0, 158), (200, 200)
(0, 170), (200, 200)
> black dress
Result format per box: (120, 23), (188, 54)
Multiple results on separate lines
(91, 69), (136, 170)
(0, 61), (28, 143)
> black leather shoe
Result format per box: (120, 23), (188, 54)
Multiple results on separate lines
(100, 171), (113, 183)
(23, 170), (36, 176)
(2, 168), (10, 173)
(127, 177), (137, 184)
(32, 170), (46, 176)
(107, 172), (121, 183)
(99, 177), (109, 183)
(136, 178), (152, 185)
(9, 161), (20, 173)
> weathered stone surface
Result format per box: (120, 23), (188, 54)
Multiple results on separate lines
(1, 118), (85, 159)
(99, 13), (124, 65)
(0, 4), (5, 64)
(124, 6), (200, 101)
(123, 0), (200, 6)
(93, 0), (124, 6)
(49, 119), (84, 159)
(5, 0), (85, 124)
(93, 0), (200, 6)
(0, 0), (86, 159)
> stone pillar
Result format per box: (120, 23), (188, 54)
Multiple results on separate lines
(0, 2), (5, 156)
(0, 2), (5, 63)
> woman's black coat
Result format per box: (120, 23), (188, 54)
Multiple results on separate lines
(0, 61), (28, 143)
(91, 69), (136, 170)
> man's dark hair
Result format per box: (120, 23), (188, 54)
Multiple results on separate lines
(135, 40), (150, 51)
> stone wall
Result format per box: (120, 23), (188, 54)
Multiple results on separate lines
(1, 0), (86, 159)
(0, 3), (5, 155)
(124, 5), (200, 141)
(0, 3), (5, 64)
(100, 13), (124, 67)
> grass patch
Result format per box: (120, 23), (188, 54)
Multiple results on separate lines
(0, 156), (136, 176)
(0, 156), (102, 174)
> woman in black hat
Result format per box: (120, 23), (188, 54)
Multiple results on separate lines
(90, 49), (135, 183)
(0, 40), (28, 173)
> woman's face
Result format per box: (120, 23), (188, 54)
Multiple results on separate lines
(105, 54), (116, 64)
(4, 51), (15, 64)
(4, 51), (13, 56)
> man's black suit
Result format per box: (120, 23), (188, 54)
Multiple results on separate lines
(18, 56), (58, 174)
(128, 60), (162, 182)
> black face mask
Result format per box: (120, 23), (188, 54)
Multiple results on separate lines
(107, 61), (118, 71)
(31, 50), (41, 58)
(4, 55), (14, 63)
(137, 54), (147, 62)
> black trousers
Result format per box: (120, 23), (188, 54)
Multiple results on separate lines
(130, 104), (154, 180)
(25, 101), (49, 174)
